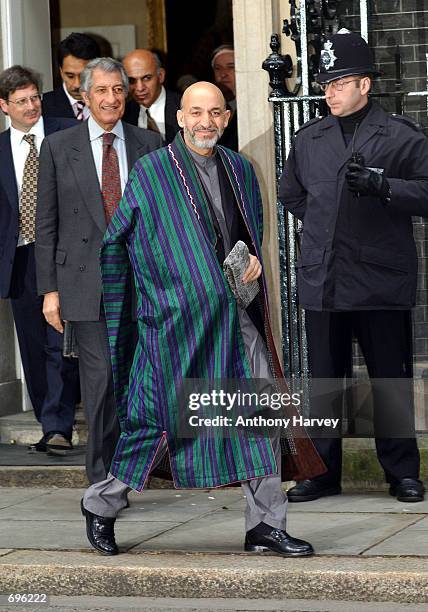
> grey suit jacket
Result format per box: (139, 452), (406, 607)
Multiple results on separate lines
(35, 120), (161, 320)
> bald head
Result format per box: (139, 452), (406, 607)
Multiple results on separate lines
(177, 81), (230, 156)
(180, 81), (226, 111)
(122, 49), (164, 107)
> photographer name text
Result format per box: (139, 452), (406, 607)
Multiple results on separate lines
(188, 415), (340, 429)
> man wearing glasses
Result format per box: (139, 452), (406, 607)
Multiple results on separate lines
(0, 65), (79, 454)
(279, 30), (428, 503)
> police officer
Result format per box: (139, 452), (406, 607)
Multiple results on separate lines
(279, 29), (427, 503)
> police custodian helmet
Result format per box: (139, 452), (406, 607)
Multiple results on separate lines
(316, 28), (381, 84)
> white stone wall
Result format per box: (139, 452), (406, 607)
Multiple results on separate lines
(233, 0), (285, 359)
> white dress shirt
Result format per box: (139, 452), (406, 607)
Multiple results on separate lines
(138, 86), (166, 139)
(62, 82), (90, 120)
(10, 116), (45, 246)
(87, 116), (128, 194)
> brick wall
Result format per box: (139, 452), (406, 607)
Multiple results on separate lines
(339, 1), (428, 125)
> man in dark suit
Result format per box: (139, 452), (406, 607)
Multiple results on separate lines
(122, 49), (180, 144)
(36, 57), (161, 484)
(0, 65), (79, 454)
(42, 32), (100, 121)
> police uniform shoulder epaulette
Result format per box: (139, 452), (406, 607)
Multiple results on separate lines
(295, 115), (325, 135)
(390, 113), (424, 132)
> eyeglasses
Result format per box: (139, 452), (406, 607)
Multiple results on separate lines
(7, 94), (42, 107)
(320, 79), (362, 93)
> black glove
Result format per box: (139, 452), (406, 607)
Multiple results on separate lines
(346, 162), (391, 201)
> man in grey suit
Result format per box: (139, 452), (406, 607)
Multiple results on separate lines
(35, 57), (161, 484)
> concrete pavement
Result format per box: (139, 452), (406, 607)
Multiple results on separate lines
(2, 596), (428, 611)
(0, 487), (427, 605)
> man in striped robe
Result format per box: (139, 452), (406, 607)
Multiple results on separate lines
(81, 82), (324, 556)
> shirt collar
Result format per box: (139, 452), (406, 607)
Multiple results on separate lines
(143, 85), (166, 112)
(10, 115), (45, 146)
(188, 144), (217, 169)
(88, 115), (125, 141)
(62, 82), (83, 108)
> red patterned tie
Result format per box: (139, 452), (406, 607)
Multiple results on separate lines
(101, 132), (122, 224)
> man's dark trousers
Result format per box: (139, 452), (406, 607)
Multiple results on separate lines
(9, 243), (78, 438)
(305, 309), (420, 486)
(72, 316), (119, 484)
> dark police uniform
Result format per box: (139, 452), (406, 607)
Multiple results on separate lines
(278, 30), (428, 498)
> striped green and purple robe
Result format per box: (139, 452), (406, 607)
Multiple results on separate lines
(101, 132), (325, 491)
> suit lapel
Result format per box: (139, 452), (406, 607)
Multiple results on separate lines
(123, 123), (138, 171)
(54, 87), (75, 119)
(0, 131), (19, 212)
(164, 91), (179, 144)
(67, 122), (106, 234)
(123, 122), (156, 170)
(66, 122), (159, 235)
(57, 87), (75, 118)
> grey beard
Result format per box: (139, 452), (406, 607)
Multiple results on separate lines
(185, 127), (222, 150)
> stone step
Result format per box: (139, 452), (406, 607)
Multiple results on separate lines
(0, 411), (426, 489)
(0, 450), (425, 490)
(0, 407), (87, 445)
(0, 465), (173, 489)
(0, 550), (427, 603)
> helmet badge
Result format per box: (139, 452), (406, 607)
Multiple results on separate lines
(320, 40), (337, 71)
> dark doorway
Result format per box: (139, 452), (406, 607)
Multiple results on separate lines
(164, 0), (233, 91)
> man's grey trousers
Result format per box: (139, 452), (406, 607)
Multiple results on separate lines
(83, 309), (288, 532)
(83, 433), (287, 532)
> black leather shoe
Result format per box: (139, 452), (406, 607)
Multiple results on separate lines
(81, 499), (118, 555)
(245, 523), (314, 557)
(389, 478), (425, 502)
(287, 479), (342, 502)
(46, 432), (72, 456)
(28, 435), (48, 453)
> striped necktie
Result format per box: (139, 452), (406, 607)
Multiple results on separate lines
(75, 100), (85, 120)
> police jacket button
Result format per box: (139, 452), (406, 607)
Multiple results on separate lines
(74, 208), (79, 214)
(79, 265), (86, 271)
(82, 237), (88, 243)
